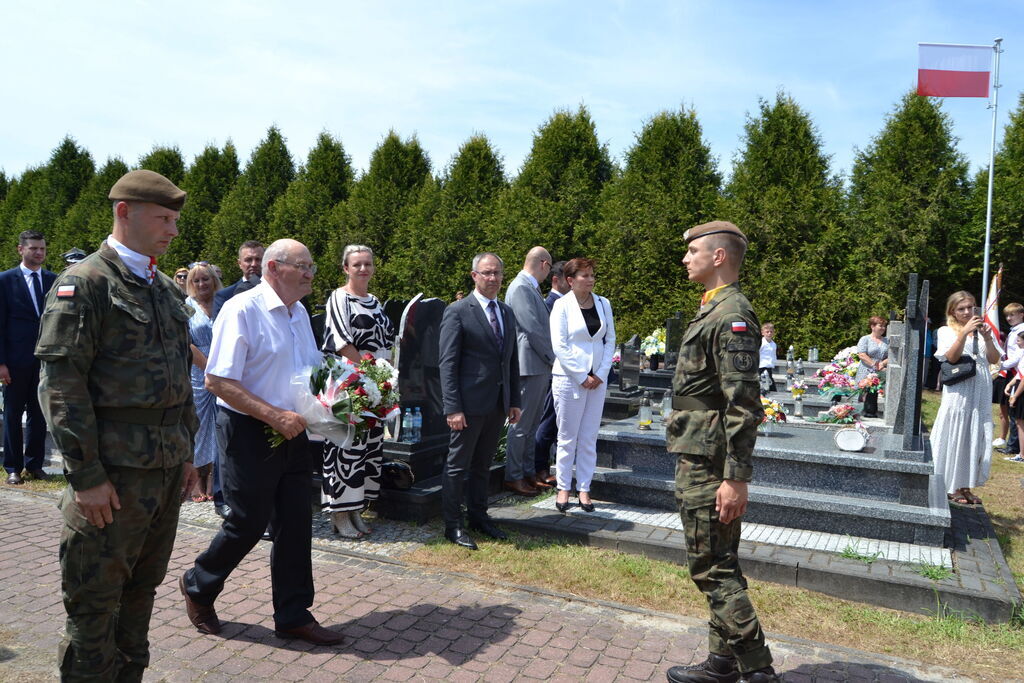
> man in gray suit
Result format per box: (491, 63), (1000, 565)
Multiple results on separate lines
(439, 253), (522, 549)
(502, 247), (554, 496)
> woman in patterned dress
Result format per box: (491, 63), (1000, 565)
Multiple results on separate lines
(321, 245), (396, 538)
(184, 263), (222, 502)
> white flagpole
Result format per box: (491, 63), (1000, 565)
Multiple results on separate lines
(981, 37), (1003, 309)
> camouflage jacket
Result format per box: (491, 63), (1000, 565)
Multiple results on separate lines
(666, 283), (763, 499)
(36, 241), (199, 491)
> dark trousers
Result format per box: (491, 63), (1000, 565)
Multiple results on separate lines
(2, 362), (46, 474)
(442, 399), (505, 530)
(59, 464), (183, 682)
(533, 390), (557, 473)
(184, 411), (315, 631)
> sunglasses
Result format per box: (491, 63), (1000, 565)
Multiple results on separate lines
(188, 261), (210, 269)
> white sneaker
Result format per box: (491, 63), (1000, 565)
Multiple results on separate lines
(993, 438), (1007, 448)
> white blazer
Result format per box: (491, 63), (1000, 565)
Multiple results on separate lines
(550, 293), (616, 386)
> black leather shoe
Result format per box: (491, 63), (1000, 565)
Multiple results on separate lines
(214, 504), (231, 519)
(444, 528), (478, 550)
(738, 667), (780, 683)
(468, 518), (508, 540)
(26, 469), (50, 481)
(666, 653), (739, 683)
(6, 472), (23, 485)
(555, 499), (571, 513)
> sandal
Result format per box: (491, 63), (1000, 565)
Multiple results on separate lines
(964, 490), (982, 505)
(948, 492), (970, 505)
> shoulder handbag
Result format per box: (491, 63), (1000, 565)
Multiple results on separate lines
(939, 337), (977, 386)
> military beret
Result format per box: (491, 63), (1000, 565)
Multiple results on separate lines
(108, 169), (186, 211)
(683, 221), (748, 244)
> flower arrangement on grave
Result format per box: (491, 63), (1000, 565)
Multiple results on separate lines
(814, 347), (860, 398)
(790, 379), (807, 398)
(760, 396), (787, 424)
(813, 403), (859, 424)
(641, 328), (666, 357)
(858, 372), (884, 395)
(612, 351), (621, 370)
(267, 353), (401, 448)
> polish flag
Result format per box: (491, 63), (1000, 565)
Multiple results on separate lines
(918, 43), (992, 98)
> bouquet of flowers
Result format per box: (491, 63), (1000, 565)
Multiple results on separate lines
(641, 328), (666, 357)
(611, 351), (621, 370)
(813, 403), (859, 424)
(858, 372), (884, 395)
(761, 396), (787, 423)
(790, 379), (807, 398)
(814, 347), (860, 398)
(268, 353), (401, 448)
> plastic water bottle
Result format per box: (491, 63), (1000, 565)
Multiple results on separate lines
(401, 408), (412, 442)
(412, 407), (422, 443)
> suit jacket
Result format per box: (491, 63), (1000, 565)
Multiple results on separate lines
(550, 293), (616, 386)
(439, 295), (521, 416)
(213, 276), (259, 319)
(504, 271), (555, 376)
(0, 266), (56, 368)
(544, 290), (560, 313)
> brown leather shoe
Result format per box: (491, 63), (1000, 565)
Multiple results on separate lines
(503, 479), (539, 497)
(275, 620), (345, 645)
(536, 469), (557, 486)
(527, 475), (553, 490)
(180, 575), (221, 634)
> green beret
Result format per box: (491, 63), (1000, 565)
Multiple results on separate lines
(683, 220), (748, 244)
(108, 169), (186, 211)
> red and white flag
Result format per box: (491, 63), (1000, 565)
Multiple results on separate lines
(917, 43), (992, 98)
(984, 266), (1003, 344)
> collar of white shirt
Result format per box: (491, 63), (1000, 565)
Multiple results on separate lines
(106, 235), (151, 281)
(19, 263), (41, 277)
(254, 280), (302, 316)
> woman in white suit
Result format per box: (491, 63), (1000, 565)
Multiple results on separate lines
(550, 258), (615, 512)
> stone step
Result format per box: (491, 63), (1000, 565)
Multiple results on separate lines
(588, 467), (949, 546)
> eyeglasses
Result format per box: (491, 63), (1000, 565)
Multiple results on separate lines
(274, 260), (317, 275)
(473, 270), (502, 279)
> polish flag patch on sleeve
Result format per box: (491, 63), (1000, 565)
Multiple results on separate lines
(731, 321), (747, 333)
(56, 285), (76, 297)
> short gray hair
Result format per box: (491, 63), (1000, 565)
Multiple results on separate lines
(262, 241), (289, 273)
(342, 244), (374, 267)
(472, 252), (504, 272)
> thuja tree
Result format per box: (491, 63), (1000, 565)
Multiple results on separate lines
(846, 91), (972, 325)
(57, 157), (130, 261)
(487, 106), (614, 264)
(268, 131), (354, 303)
(595, 108), (721, 339)
(325, 131), (431, 271)
(4, 137), (95, 268)
(137, 146), (186, 185)
(0, 168), (46, 266)
(165, 142), (241, 273)
(966, 93), (1024, 304)
(204, 126), (295, 282)
(723, 91), (846, 353)
(380, 134), (507, 300)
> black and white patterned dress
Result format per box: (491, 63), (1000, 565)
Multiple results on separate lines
(321, 289), (397, 512)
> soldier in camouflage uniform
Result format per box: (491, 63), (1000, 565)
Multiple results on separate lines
(36, 170), (199, 682)
(665, 222), (778, 683)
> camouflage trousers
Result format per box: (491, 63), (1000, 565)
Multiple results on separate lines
(676, 458), (772, 673)
(58, 464), (184, 682)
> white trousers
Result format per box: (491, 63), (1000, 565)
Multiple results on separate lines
(552, 374), (607, 492)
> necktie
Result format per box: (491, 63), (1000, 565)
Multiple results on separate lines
(487, 300), (504, 353)
(31, 271), (44, 316)
(147, 257), (158, 284)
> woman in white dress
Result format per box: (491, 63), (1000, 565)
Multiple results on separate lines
(931, 291), (1000, 505)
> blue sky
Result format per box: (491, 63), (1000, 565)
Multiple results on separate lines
(3, 1), (1021, 183)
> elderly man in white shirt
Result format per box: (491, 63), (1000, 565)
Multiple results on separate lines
(180, 239), (345, 646)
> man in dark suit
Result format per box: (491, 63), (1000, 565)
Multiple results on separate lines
(533, 261), (570, 485)
(1, 231), (57, 484)
(212, 240), (264, 319)
(439, 252), (522, 549)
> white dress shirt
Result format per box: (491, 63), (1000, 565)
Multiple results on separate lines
(472, 288), (504, 338)
(1001, 322), (1024, 371)
(19, 263), (44, 314)
(207, 281), (322, 413)
(106, 235), (152, 281)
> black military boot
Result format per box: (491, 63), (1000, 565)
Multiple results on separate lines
(739, 666), (780, 683)
(666, 653), (739, 683)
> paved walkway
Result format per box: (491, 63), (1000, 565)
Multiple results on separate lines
(0, 487), (965, 682)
